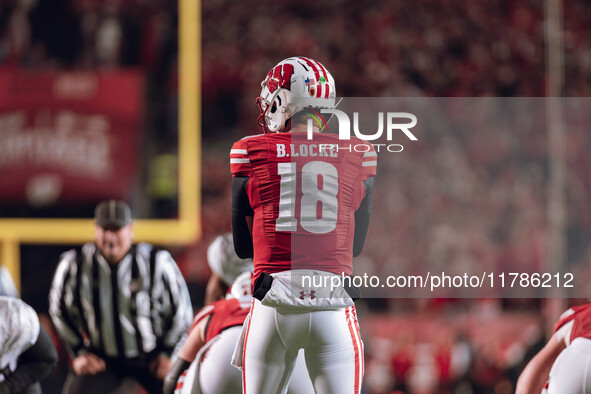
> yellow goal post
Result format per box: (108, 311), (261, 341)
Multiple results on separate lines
(0, 0), (201, 292)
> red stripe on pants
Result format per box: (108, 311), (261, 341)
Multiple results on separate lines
(346, 306), (363, 393)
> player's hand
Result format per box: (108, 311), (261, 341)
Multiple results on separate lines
(72, 353), (106, 376)
(149, 354), (173, 380)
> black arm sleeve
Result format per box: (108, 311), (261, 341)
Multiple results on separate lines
(163, 358), (192, 394)
(353, 177), (374, 257)
(4, 326), (58, 393)
(232, 176), (254, 259)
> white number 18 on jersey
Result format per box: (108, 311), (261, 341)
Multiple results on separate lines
(275, 161), (338, 234)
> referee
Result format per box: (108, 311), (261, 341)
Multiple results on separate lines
(49, 200), (193, 394)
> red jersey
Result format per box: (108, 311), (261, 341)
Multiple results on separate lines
(192, 298), (250, 343)
(553, 303), (591, 345)
(230, 132), (376, 279)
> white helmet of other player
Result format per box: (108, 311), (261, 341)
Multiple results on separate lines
(0, 297), (40, 369)
(227, 272), (253, 300)
(256, 56), (336, 134)
(207, 233), (253, 286)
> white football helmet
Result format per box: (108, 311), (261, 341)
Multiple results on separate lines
(207, 233), (253, 286)
(257, 56), (336, 133)
(227, 271), (253, 300)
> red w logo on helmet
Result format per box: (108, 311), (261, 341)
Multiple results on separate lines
(265, 64), (294, 93)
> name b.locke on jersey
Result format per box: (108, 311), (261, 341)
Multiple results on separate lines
(276, 143), (338, 158)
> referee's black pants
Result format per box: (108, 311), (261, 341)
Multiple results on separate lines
(62, 357), (163, 394)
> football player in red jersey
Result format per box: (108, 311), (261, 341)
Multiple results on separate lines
(163, 272), (253, 394)
(163, 273), (313, 394)
(230, 57), (375, 394)
(516, 302), (591, 394)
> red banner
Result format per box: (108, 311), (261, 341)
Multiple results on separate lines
(0, 70), (143, 206)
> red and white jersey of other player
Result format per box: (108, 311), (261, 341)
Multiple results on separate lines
(553, 303), (591, 345)
(230, 132), (376, 280)
(192, 298), (251, 343)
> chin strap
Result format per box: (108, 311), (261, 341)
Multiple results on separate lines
(255, 96), (271, 134)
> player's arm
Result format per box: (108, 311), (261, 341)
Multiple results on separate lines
(353, 177), (374, 257)
(205, 273), (229, 304)
(515, 331), (566, 394)
(162, 314), (210, 394)
(232, 176), (254, 259)
(3, 326), (58, 393)
(177, 315), (209, 361)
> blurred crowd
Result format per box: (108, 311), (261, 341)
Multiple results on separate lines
(2, 0), (591, 393)
(0, 0), (179, 148)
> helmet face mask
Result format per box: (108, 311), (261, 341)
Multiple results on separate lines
(256, 88), (289, 133)
(256, 56), (336, 134)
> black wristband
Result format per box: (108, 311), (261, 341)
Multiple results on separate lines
(253, 272), (274, 301)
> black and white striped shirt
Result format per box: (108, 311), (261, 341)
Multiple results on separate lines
(49, 243), (192, 360)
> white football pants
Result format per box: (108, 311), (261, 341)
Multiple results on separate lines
(547, 337), (591, 394)
(242, 299), (364, 394)
(176, 326), (313, 394)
